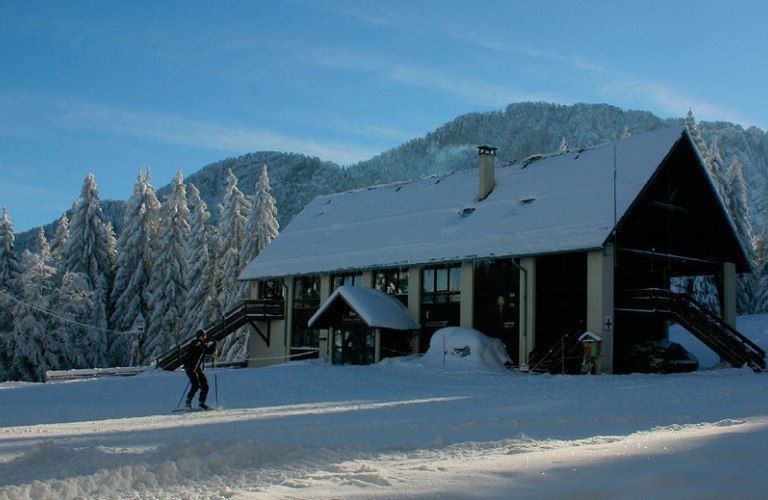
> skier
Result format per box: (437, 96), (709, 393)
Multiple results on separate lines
(183, 329), (217, 410)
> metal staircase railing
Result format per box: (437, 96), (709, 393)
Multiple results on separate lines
(620, 289), (765, 371)
(527, 319), (586, 374)
(155, 299), (284, 371)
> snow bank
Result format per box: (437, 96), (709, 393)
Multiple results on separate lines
(1, 316), (768, 499)
(421, 327), (511, 370)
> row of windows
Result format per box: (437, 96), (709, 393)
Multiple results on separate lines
(259, 265), (461, 302)
(259, 265), (462, 348)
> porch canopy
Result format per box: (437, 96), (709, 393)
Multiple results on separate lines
(309, 286), (420, 330)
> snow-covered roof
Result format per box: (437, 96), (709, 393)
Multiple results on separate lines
(240, 127), (688, 280)
(309, 285), (420, 331)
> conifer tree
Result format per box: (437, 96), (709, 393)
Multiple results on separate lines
(144, 169), (191, 361)
(35, 227), (52, 264)
(3, 250), (60, 381)
(216, 169), (250, 359)
(110, 169), (161, 365)
(241, 164), (279, 265)
(50, 211), (70, 266)
(0, 207), (22, 379)
(51, 271), (94, 370)
(754, 229), (768, 314)
(621, 125), (631, 138)
(183, 183), (215, 337)
(692, 275), (720, 315)
(0, 207), (22, 292)
(685, 109), (709, 156)
(63, 173), (113, 367)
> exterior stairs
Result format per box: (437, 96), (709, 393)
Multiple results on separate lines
(155, 299), (284, 371)
(619, 289), (765, 371)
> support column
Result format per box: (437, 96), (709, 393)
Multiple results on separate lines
(408, 267), (422, 354)
(284, 278), (295, 353)
(721, 262), (737, 328)
(460, 262), (475, 328)
(318, 274), (332, 360)
(519, 257), (536, 367)
(587, 244), (615, 374)
(361, 271), (374, 288)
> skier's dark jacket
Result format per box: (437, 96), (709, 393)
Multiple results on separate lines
(184, 337), (216, 371)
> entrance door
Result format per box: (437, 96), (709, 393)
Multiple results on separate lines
(474, 260), (520, 363)
(332, 328), (375, 365)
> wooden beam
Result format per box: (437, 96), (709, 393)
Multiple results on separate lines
(641, 200), (697, 216)
(248, 321), (270, 346)
(617, 247), (717, 267)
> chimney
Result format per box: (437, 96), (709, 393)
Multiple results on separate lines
(477, 145), (497, 200)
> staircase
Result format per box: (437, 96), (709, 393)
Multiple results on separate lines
(619, 289), (766, 371)
(155, 299), (284, 371)
(527, 319), (586, 374)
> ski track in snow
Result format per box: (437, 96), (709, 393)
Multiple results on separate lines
(1, 355), (768, 499)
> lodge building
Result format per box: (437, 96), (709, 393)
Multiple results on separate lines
(230, 127), (764, 374)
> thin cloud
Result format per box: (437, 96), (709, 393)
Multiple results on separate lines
(311, 49), (555, 107)
(0, 94), (379, 165)
(444, 31), (756, 126)
(326, 6), (759, 128)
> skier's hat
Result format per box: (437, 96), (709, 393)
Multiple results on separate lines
(196, 329), (206, 339)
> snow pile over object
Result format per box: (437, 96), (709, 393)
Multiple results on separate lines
(422, 327), (511, 370)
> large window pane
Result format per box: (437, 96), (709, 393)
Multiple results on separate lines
(423, 269), (435, 293)
(436, 268), (448, 291)
(449, 267), (461, 292)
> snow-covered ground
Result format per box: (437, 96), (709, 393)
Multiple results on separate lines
(2, 318), (768, 499)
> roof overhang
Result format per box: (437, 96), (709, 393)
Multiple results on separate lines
(308, 286), (420, 331)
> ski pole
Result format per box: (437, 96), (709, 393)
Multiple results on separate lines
(176, 380), (191, 409)
(214, 345), (219, 408)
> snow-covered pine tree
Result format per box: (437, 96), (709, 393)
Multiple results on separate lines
(240, 164), (279, 265)
(183, 183), (215, 337)
(52, 271), (94, 370)
(62, 173), (114, 368)
(35, 227), (52, 264)
(49, 211), (70, 266)
(216, 168), (251, 360)
(754, 228), (768, 314)
(0, 207), (22, 379)
(692, 274), (720, 315)
(685, 109), (709, 157)
(721, 158), (757, 314)
(110, 169), (161, 365)
(0, 207), (22, 292)
(3, 250), (60, 381)
(143, 168), (191, 362)
(704, 140), (729, 203)
(105, 221), (118, 276)
(621, 125), (631, 138)
(683, 112), (730, 313)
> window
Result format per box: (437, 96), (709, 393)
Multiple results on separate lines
(375, 268), (408, 304)
(332, 272), (362, 290)
(422, 264), (461, 304)
(258, 279), (284, 300)
(292, 276), (320, 349)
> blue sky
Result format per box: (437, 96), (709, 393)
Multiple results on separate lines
(1, 0), (766, 232)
